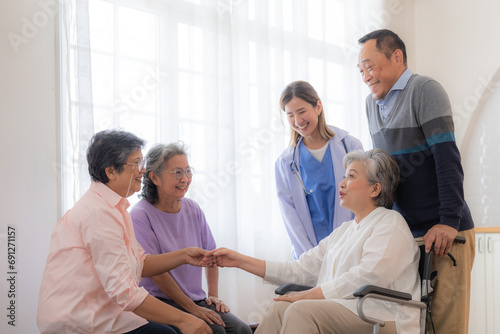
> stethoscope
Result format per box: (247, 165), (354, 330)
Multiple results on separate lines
(289, 136), (349, 196)
(290, 137), (313, 195)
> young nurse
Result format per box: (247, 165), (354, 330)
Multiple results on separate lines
(275, 81), (363, 259)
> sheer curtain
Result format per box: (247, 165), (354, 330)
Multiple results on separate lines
(61, 0), (382, 323)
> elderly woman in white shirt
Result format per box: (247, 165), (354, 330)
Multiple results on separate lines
(207, 149), (420, 334)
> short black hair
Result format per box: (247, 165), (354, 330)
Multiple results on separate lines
(358, 29), (407, 66)
(86, 129), (145, 183)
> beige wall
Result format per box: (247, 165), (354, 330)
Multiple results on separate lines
(0, 1), (58, 332)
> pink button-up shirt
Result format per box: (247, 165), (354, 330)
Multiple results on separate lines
(37, 182), (149, 333)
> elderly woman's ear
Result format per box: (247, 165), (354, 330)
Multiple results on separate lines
(149, 171), (160, 185)
(370, 183), (382, 199)
(105, 166), (117, 181)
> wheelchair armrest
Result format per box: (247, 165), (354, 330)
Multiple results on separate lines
(354, 285), (425, 329)
(275, 283), (313, 295)
(353, 284), (412, 301)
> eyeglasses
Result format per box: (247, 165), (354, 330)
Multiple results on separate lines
(164, 167), (194, 180)
(124, 158), (147, 170)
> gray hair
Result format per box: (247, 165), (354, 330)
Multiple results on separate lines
(140, 141), (188, 204)
(343, 149), (400, 209)
(86, 129), (145, 183)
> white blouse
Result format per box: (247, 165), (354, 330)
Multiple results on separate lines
(265, 207), (421, 334)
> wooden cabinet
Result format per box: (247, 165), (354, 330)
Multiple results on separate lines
(469, 231), (500, 334)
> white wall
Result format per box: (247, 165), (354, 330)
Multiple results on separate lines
(0, 1), (58, 333)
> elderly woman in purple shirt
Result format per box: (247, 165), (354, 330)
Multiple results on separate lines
(131, 142), (251, 334)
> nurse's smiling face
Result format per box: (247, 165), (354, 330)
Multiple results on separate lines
(153, 154), (192, 202)
(285, 97), (322, 140)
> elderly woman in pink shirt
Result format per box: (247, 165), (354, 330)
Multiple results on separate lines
(37, 130), (213, 334)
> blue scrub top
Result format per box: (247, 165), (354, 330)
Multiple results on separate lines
(299, 142), (335, 243)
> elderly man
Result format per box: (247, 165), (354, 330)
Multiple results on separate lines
(357, 29), (475, 334)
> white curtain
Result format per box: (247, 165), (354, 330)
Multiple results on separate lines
(60, 0), (95, 211)
(61, 0), (383, 323)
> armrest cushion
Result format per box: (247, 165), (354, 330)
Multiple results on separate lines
(275, 283), (313, 295)
(353, 285), (412, 301)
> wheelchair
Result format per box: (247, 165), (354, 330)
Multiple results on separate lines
(274, 236), (466, 334)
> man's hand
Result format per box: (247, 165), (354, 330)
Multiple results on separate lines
(423, 224), (458, 257)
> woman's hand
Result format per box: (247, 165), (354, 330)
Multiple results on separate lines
(206, 247), (241, 268)
(177, 316), (213, 334)
(206, 296), (230, 313)
(205, 247), (266, 278)
(273, 286), (325, 303)
(185, 247), (215, 267)
(273, 290), (309, 303)
(189, 304), (225, 327)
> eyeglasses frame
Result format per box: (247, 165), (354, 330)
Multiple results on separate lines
(163, 167), (195, 180)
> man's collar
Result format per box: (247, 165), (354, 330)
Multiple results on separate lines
(392, 68), (413, 91)
(376, 68), (413, 104)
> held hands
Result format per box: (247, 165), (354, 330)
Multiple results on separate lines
(205, 247), (266, 278)
(204, 248), (241, 268)
(184, 247), (216, 267)
(184, 246), (243, 268)
(423, 224), (458, 257)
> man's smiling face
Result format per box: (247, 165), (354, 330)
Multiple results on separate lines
(358, 39), (402, 101)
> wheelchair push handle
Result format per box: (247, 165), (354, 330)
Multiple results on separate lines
(427, 235), (466, 255)
(425, 235), (466, 277)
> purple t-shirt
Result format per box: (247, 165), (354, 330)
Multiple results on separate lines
(130, 198), (216, 301)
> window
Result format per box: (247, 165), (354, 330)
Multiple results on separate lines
(60, 0), (379, 319)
